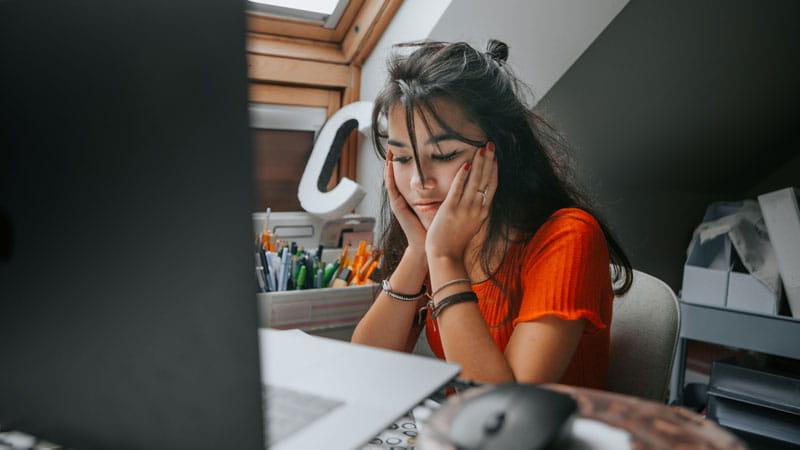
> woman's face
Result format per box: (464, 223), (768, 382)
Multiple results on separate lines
(386, 99), (486, 229)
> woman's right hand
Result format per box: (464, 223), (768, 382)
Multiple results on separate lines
(385, 150), (427, 254)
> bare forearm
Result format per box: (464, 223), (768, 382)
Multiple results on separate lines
(428, 256), (515, 383)
(351, 248), (428, 352)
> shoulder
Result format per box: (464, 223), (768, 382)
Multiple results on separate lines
(515, 208), (609, 271)
(533, 208), (605, 246)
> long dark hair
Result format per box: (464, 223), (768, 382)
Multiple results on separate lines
(371, 39), (632, 326)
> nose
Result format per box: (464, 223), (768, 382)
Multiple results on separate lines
(410, 162), (435, 191)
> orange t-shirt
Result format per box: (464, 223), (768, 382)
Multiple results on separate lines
(424, 208), (614, 389)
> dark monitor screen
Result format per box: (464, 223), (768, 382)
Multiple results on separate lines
(0, 1), (265, 449)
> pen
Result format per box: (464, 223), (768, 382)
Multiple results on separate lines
(332, 267), (352, 288)
(295, 265), (307, 291)
(340, 243), (351, 268)
(262, 207), (271, 237)
(328, 267), (341, 288)
(280, 248), (291, 291)
(357, 254), (375, 282)
(259, 207), (273, 252)
(261, 249), (272, 291)
(293, 256), (302, 283)
(268, 252), (279, 291)
(264, 251), (277, 292)
(356, 240), (366, 260)
(322, 261), (337, 287)
(255, 253), (267, 292)
(315, 268), (323, 289)
(364, 260), (379, 283)
(305, 257), (314, 289)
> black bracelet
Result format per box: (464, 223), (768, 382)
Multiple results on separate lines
(432, 291), (478, 320)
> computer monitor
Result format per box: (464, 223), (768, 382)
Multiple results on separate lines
(0, 1), (265, 449)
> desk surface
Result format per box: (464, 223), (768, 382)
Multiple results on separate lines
(548, 384), (745, 450)
(416, 384), (744, 450)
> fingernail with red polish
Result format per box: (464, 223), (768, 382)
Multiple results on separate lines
(489, 142), (495, 152)
(480, 147), (486, 156)
(465, 162), (471, 171)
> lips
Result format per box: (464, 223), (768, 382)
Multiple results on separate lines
(413, 201), (442, 212)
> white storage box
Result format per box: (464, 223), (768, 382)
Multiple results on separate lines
(257, 284), (380, 331)
(758, 187), (800, 319)
(682, 203), (737, 307)
(682, 202), (782, 314)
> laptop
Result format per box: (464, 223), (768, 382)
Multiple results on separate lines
(0, 1), (264, 448)
(0, 1), (459, 449)
(263, 329), (460, 449)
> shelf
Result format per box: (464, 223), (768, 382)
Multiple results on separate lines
(679, 301), (800, 360)
(671, 300), (800, 404)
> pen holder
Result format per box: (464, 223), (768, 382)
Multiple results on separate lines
(258, 284), (381, 332)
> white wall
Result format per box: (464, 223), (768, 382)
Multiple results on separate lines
(427, 0), (629, 104)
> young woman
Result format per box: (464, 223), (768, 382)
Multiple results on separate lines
(351, 39), (633, 389)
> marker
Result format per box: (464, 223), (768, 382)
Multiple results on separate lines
(295, 265), (307, 291)
(364, 260), (379, 283)
(254, 253), (267, 292)
(315, 268), (323, 289)
(315, 245), (324, 262)
(324, 260), (339, 287)
(305, 257), (314, 289)
(332, 268), (352, 288)
(280, 248), (291, 291)
(268, 252), (279, 291)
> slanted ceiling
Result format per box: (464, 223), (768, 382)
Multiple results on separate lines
(535, 0), (800, 193)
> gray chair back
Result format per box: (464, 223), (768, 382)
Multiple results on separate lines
(608, 269), (680, 402)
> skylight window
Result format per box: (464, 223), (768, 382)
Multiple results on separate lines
(251, 0), (338, 15)
(248, 0), (349, 28)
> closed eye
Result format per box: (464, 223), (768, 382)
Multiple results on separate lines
(390, 150), (462, 165)
(432, 151), (460, 161)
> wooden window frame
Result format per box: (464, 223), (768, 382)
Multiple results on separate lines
(248, 0), (366, 43)
(246, 0), (402, 187)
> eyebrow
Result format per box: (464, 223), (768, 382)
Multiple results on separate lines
(387, 133), (462, 148)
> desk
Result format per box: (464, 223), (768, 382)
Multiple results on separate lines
(414, 384), (744, 450)
(669, 300), (800, 404)
(548, 384), (745, 449)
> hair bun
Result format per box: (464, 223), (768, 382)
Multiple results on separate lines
(486, 39), (509, 63)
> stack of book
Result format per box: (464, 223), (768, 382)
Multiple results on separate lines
(707, 357), (800, 449)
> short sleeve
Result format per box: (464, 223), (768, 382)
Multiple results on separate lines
(513, 210), (612, 332)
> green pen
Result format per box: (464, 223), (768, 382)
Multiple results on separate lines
(295, 265), (307, 290)
(323, 260), (339, 287)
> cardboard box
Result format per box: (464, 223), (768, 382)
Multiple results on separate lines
(682, 203), (737, 307)
(758, 187), (800, 319)
(257, 284), (380, 331)
(727, 271), (780, 315)
(682, 202), (782, 314)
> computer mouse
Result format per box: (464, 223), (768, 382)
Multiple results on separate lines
(420, 383), (577, 450)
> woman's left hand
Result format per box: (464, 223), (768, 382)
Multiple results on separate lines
(425, 142), (498, 261)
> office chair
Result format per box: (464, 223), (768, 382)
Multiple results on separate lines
(607, 269), (681, 402)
